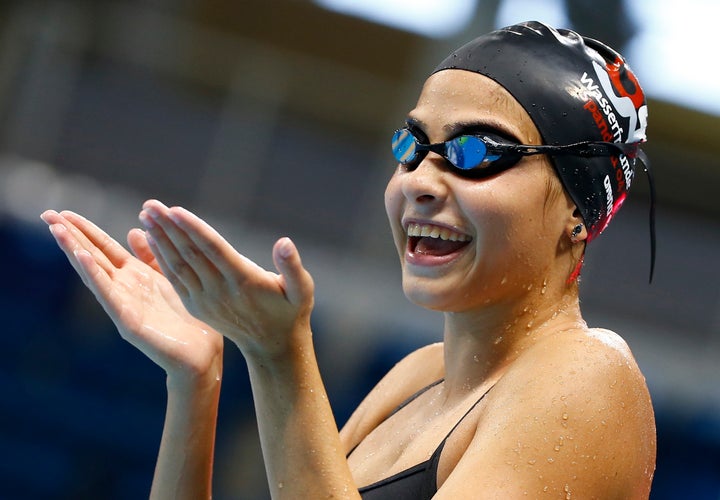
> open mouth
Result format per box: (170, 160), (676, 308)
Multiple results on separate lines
(406, 222), (472, 257)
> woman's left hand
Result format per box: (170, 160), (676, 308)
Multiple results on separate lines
(138, 199), (315, 359)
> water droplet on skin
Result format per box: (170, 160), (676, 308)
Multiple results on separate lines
(527, 459), (537, 465)
(278, 482), (284, 489)
(547, 457), (555, 463)
(494, 336), (503, 345)
(562, 413), (569, 420)
(500, 276), (508, 285)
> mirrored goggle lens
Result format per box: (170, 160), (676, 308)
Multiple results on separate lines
(392, 128), (418, 164)
(391, 129), (502, 170)
(445, 135), (499, 170)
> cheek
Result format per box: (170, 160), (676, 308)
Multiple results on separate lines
(384, 175), (405, 249)
(459, 181), (516, 235)
(459, 177), (547, 252)
(384, 174), (403, 224)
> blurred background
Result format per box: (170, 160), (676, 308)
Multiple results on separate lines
(0, 0), (718, 498)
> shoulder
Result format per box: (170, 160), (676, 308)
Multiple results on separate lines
(499, 327), (656, 459)
(438, 327), (656, 498)
(339, 342), (444, 451)
(494, 327), (650, 400)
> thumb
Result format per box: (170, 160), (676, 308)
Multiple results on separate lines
(272, 237), (314, 307)
(127, 228), (162, 273)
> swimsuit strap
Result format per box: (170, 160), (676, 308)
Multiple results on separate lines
(431, 383), (495, 460)
(356, 382), (496, 498)
(424, 383), (496, 491)
(347, 379), (444, 459)
(387, 378), (445, 418)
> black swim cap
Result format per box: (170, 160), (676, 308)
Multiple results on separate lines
(433, 21), (655, 279)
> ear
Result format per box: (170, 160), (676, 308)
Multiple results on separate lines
(567, 209), (588, 244)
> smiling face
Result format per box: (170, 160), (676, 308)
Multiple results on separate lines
(385, 70), (577, 312)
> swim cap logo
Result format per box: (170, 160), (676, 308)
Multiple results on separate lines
(578, 58), (647, 234)
(580, 60), (647, 194)
(603, 175), (614, 217)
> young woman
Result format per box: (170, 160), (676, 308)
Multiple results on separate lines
(42, 21), (656, 499)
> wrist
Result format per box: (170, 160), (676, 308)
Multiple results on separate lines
(165, 354), (223, 397)
(244, 327), (314, 371)
(230, 313), (314, 363)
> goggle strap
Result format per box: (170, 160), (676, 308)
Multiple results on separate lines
(637, 149), (656, 284)
(495, 141), (639, 159)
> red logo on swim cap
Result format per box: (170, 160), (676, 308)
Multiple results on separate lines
(605, 56), (645, 110)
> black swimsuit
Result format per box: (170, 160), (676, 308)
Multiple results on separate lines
(352, 380), (492, 499)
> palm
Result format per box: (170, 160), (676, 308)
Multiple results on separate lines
(43, 210), (223, 378)
(105, 256), (222, 372)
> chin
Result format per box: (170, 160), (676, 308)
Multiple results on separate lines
(401, 277), (466, 312)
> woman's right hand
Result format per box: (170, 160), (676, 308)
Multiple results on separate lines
(41, 210), (223, 387)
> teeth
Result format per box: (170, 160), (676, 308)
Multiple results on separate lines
(406, 223), (470, 242)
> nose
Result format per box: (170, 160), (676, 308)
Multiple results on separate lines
(400, 154), (450, 206)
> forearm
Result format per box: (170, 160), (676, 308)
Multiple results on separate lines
(245, 335), (360, 499)
(150, 371), (222, 500)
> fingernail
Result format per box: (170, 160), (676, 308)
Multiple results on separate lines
(167, 210), (181, 224)
(277, 237), (294, 259)
(73, 248), (91, 259)
(139, 210), (155, 228)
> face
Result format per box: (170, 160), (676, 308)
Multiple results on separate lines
(384, 70), (572, 312)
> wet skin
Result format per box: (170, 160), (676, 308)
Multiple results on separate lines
(342, 70), (656, 498)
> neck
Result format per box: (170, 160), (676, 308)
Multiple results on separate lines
(440, 278), (585, 397)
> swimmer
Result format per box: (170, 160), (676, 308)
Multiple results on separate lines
(42, 21), (656, 499)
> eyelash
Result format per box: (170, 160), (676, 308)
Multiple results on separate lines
(404, 124), (517, 146)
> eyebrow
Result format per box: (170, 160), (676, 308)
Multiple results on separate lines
(405, 116), (522, 143)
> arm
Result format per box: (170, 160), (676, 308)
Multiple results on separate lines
(41, 210), (223, 500)
(137, 200), (360, 499)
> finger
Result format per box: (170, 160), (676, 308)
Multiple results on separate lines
(160, 204), (265, 285)
(42, 210), (117, 279)
(71, 247), (117, 309)
(272, 237), (314, 307)
(143, 229), (189, 297)
(59, 210), (132, 269)
(138, 208), (201, 293)
(127, 228), (162, 273)
(46, 222), (97, 287)
(60, 210), (130, 267)
(45, 223), (117, 309)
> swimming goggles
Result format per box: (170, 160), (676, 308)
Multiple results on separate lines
(391, 127), (656, 283)
(391, 127), (641, 177)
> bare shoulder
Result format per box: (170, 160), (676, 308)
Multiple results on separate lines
(438, 328), (656, 499)
(339, 342), (444, 451)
